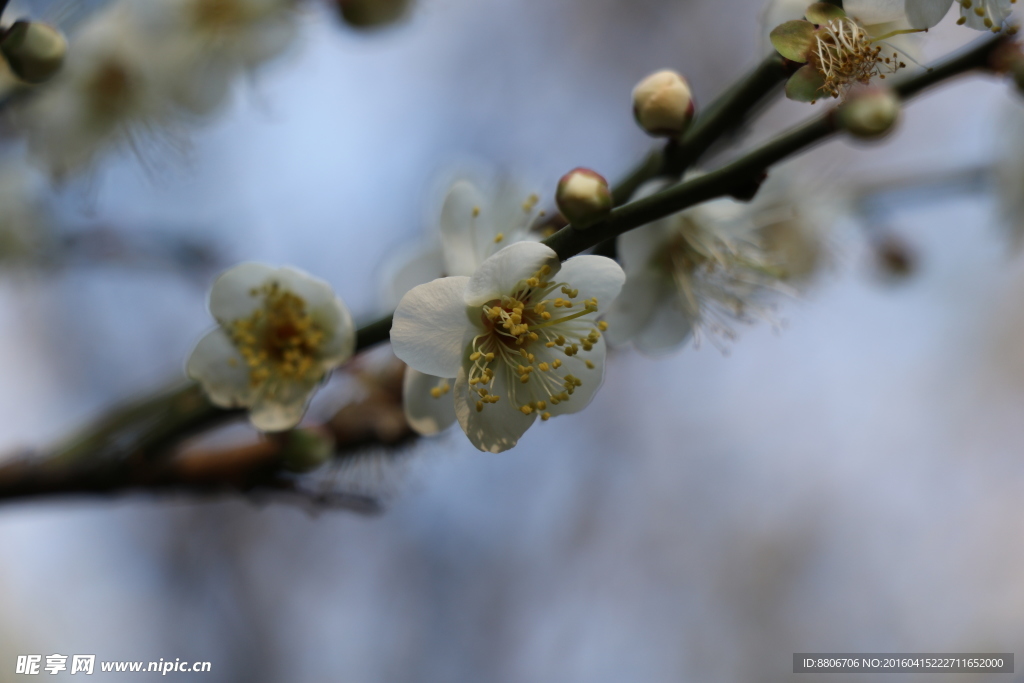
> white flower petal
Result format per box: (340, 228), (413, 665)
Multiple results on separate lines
(454, 360), (535, 453)
(391, 276), (472, 378)
(845, 0), (909, 24)
(382, 244), (445, 309)
(555, 255), (626, 310)
(634, 293), (695, 355)
(186, 329), (258, 409)
(440, 180), (492, 277)
(618, 219), (673, 273)
(464, 242), (559, 307)
(960, 0), (1012, 29)
(249, 378), (319, 432)
(491, 179), (539, 237)
(904, 0), (955, 27)
(602, 270), (667, 347)
(208, 262), (277, 323)
(402, 367), (458, 436)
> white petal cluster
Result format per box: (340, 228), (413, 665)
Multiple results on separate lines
(188, 263), (356, 432)
(16, 0), (297, 177)
(384, 179), (542, 437)
(391, 242), (625, 453)
(605, 182), (818, 355)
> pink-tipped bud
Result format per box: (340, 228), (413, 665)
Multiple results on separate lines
(0, 21), (66, 84)
(632, 69), (695, 137)
(838, 87), (901, 140)
(556, 168), (612, 229)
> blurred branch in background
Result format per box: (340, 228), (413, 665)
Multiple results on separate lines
(0, 357), (414, 512)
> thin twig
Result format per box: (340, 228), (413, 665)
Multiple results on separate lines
(1, 31), (1009, 507)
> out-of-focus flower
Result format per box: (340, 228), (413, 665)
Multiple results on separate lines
(128, 0), (299, 115)
(16, 4), (180, 177)
(391, 242), (624, 453)
(188, 263), (356, 432)
(770, 3), (912, 102)
(15, 0), (300, 177)
(384, 178), (542, 437)
(0, 20), (67, 84)
(604, 176), (821, 355)
(556, 168), (612, 228)
(631, 69), (695, 137)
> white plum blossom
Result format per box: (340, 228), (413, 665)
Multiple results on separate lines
(127, 0), (298, 115)
(188, 263), (356, 431)
(384, 179), (542, 437)
(16, 3), (183, 177)
(391, 242), (625, 453)
(15, 0), (299, 177)
(604, 180), (819, 355)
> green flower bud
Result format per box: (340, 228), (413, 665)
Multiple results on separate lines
(1, 21), (67, 84)
(280, 427), (335, 473)
(632, 69), (695, 137)
(334, 0), (411, 29)
(556, 168), (612, 229)
(837, 87), (901, 139)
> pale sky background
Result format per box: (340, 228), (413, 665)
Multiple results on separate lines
(1, 0), (1024, 681)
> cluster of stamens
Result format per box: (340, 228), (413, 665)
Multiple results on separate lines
(655, 214), (787, 350)
(227, 281), (326, 390)
(811, 19), (904, 100)
(461, 264), (609, 418)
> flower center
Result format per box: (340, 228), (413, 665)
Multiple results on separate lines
(464, 264), (606, 420)
(87, 59), (135, 119)
(811, 19), (905, 99)
(192, 0), (247, 30)
(228, 281), (326, 388)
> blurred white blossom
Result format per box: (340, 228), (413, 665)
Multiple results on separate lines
(188, 262), (356, 431)
(15, 0), (300, 177)
(604, 177), (821, 355)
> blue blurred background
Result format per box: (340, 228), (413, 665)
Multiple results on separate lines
(2, 0), (1024, 680)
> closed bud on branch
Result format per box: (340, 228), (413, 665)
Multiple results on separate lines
(0, 20), (67, 84)
(334, 0), (411, 28)
(280, 427), (335, 473)
(632, 69), (695, 137)
(556, 168), (612, 228)
(837, 87), (901, 139)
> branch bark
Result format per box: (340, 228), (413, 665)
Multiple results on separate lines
(1, 31), (1011, 507)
